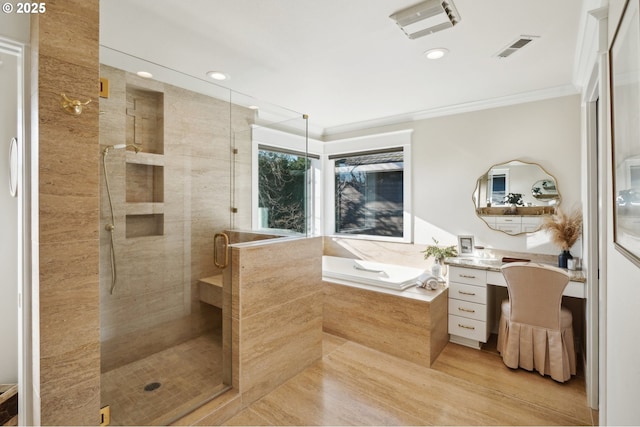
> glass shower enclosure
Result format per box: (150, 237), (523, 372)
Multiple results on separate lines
(98, 47), (309, 425)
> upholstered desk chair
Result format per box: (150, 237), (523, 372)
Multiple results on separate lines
(496, 262), (576, 382)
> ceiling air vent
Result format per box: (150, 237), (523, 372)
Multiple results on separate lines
(390, 0), (461, 40)
(495, 35), (539, 58)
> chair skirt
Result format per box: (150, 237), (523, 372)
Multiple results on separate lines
(497, 302), (576, 382)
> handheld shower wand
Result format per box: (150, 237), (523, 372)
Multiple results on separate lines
(102, 143), (142, 294)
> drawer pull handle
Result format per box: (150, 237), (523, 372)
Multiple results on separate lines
(458, 290), (476, 296)
(458, 307), (475, 313)
(460, 274), (476, 279)
(458, 324), (475, 330)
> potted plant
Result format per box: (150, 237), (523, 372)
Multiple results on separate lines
(422, 238), (458, 277)
(503, 192), (524, 214)
(541, 207), (583, 268)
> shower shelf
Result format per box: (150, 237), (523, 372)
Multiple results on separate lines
(126, 151), (164, 166)
(126, 202), (164, 216)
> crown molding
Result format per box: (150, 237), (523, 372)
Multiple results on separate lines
(321, 84), (580, 139)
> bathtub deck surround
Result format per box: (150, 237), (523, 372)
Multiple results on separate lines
(323, 278), (448, 367)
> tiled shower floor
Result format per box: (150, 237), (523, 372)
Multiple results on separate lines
(101, 331), (226, 426)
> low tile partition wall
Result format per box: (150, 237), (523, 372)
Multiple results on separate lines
(323, 282), (449, 367)
(231, 236), (323, 406)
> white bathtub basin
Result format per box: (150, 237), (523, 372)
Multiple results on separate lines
(322, 256), (429, 291)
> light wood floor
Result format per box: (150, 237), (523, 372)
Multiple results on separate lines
(224, 333), (597, 426)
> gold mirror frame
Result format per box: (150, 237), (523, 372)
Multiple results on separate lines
(472, 160), (561, 236)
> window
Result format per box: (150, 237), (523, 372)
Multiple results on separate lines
(258, 147), (307, 233)
(331, 148), (405, 238)
(488, 168), (509, 205)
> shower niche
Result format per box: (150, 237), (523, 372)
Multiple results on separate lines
(124, 85), (164, 238)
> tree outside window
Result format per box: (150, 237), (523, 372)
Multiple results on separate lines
(334, 150), (404, 237)
(258, 149), (309, 233)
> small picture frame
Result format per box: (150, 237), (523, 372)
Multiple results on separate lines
(457, 235), (475, 257)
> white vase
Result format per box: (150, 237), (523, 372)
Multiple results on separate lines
(431, 262), (442, 278)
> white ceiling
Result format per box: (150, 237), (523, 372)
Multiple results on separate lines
(100, 0), (593, 137)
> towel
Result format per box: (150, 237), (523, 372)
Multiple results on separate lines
(416, 272), (440, 289)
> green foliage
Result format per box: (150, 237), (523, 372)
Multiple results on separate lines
(421, 238), (457, 262)
(503, 192), (524, 206)
(258, 151), (308, 233)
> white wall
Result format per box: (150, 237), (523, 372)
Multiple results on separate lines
(603, 1), (640, 424)
(327, 95), (582, 257)
(0, 49), (19, 383)
(0, 12), (30, 44)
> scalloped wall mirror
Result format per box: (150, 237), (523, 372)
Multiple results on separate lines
(472, 160), (560, 235)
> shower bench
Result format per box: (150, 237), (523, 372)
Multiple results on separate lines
(198, 275), (223, 309)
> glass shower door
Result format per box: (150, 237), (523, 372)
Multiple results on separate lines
(98, 50), (235, 426)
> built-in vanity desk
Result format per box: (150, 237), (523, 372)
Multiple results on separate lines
(445, 257), (586, 349)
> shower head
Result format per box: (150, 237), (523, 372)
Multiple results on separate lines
(103, 144), (143, 155)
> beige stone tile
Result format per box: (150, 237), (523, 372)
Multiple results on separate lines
(100, 286), (186, 341)
(323, 236), (429, 269)
(40, 372), (101, 426)
(102, 333), (226, 426)
(100, 310), (218, 372)
(222, 407), (273, 426)
(239, 292), (323, 405)
(170, 388), (242, 426)
(38, 0), (98, 70)
(322, 332), (347, 357)
(323, 281), (447, 367)
(238, 237), (322, 317)
(429, 287), (449, 362)
(39, 241), (99, 359)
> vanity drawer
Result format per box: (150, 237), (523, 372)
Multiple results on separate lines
(449, 281), (487, 304)
(449, 298), (486, 321)
(448, 266), (486, 286)
(448, 314), (487, 342)
(495, 217), (522, 234)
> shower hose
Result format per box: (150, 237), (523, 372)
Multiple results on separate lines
(102, 149), (118, 295)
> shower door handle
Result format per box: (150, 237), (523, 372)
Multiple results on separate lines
(214, 232), (229, 269)
(9, 137), (18, 197)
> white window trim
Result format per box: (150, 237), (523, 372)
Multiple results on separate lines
(323, 129), (413, 243)
(251, 125), (323, 235)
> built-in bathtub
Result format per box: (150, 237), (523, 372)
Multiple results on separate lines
(322, 255), (439, 292)
(322, 256), (449, 367)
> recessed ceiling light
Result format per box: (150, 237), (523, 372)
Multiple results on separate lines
(136, 71), (153, 78)
(207, 71), (229, 81)
(424, 48), (449, 60)
(248, 105), (259, 110)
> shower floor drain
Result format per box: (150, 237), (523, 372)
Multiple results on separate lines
(144, 382), (161, 392)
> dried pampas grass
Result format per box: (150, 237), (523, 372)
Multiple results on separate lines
(542, 207), (583, 250)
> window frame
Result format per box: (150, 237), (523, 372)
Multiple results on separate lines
(488, 167), (510, 205)
(251, 126), (323, 236)
(323, 129), (413, 243)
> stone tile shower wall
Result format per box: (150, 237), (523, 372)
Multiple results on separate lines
(31, 1), (101, 424)
(99, 65), (255, 371)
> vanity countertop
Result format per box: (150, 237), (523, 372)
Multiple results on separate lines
(445, 257), (586, 283)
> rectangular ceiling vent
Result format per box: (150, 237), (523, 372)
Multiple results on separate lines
(495, 35), (540, 59)
(390, 0), (461, 40)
